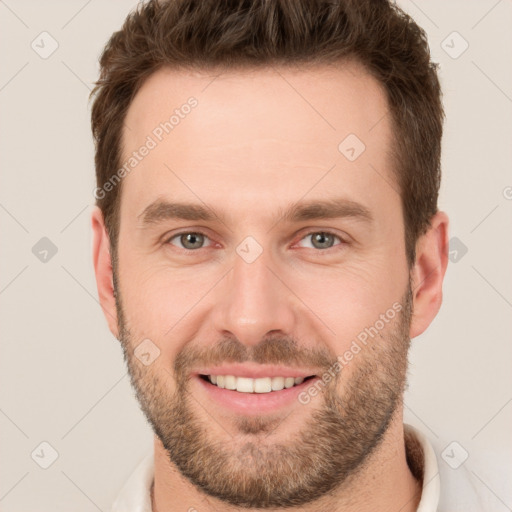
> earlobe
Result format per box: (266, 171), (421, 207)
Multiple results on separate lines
(409, 211), (449, 339)
(91, 206), (120, 339)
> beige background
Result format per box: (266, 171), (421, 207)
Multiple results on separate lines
(1, 0), (511, 510)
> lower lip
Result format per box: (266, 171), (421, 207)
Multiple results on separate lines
(194, 376), (319, 415)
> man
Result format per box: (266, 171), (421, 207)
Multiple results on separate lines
(89, 0), (485, 510)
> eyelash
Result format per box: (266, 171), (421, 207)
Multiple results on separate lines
(164, 230), (347, 253)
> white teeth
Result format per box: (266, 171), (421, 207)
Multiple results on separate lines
(284, 377), (295, 389)
(236, 377), (254, 393)
(207, 375), (309, 393)
(224, 375), (236, 390)
(271, 376), (285, 391)
(254, 377), (272, 393)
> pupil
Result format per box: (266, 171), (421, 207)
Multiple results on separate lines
(314, 232), (332, 249)
(183, 233), (203, 249)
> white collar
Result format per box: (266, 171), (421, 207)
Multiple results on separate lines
(405, 423), (441, 511)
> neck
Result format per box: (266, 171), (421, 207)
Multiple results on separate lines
(151, 410), (422, 512)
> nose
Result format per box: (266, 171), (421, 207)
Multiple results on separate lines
(211, 247), (297, 347)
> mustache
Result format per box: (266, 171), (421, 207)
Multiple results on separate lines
(173, 334), (337, 381)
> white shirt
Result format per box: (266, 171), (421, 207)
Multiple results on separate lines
(111, 424), (491, 511)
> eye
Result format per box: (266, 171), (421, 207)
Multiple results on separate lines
(164, 230), (346, 252)
(296, 231), (344, 250)
(166, 231), (212, 250)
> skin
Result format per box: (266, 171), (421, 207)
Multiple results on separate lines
(92, 61), (449, 511)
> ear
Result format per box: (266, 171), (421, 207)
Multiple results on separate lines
(409, 211), (449, 339)
(91, 206), (119, 339)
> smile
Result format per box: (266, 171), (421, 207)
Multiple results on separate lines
(200, 374), (316, 393)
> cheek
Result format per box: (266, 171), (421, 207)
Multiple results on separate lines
(296, 274), (374, 339)
(288, 258), (406, 346)
(118, 261), (217, 352)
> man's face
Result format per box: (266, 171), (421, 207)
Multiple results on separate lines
(114, 62), (413, 507)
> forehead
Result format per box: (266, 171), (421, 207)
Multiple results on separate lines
(120, 62), (396, 226)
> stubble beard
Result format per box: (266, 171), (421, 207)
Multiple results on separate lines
(114, 270), (412, 508)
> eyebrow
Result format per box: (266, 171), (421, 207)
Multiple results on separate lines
(137, 197), (373, 228)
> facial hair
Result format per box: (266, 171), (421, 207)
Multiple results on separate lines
(114, 271), (413, 508)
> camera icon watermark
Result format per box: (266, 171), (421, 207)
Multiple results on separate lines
(236, 236), (263, 264)
(441, 441), (469, 469)
(31, 441), (59, 469)
(448, 236), (468, 263)
(32, 237), (58, 263)
(441, 31), (469, 60)
(134, 338), (161, 366)
(31, 31), (59, 59)
(338, 133), (366, 162)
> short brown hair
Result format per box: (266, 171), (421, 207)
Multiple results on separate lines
(90, 0), (443, 268)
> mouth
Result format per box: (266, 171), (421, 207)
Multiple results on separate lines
(199, 374), (317, 393)
(194, 369), (321, 415)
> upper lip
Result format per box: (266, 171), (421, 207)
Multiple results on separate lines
(193, 363), (320, 379)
